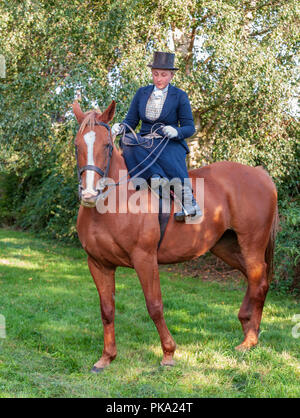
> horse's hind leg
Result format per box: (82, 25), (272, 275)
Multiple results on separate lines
(236, 243), (269, 351)
(211, 230), (269, 350)
(132, 250), (176, 366)
(210, 229), (247, 275)
(88, 257), (117, 372)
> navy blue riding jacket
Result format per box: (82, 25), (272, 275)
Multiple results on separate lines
(120, 84), (195, 182)
(122, 84), (195, 154)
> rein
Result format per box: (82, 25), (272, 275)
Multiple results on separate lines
(112, 123), (170, 186)
(75, 121), (170, 201)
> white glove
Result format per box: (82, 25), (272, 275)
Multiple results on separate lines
(162, 125), (178, 139)
(111, 123), (124, 136)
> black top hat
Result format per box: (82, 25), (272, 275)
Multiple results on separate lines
(148, 51), (179, 71)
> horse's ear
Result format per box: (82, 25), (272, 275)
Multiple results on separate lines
(72, 101), (85, 124)
(99, 100), (116, 124)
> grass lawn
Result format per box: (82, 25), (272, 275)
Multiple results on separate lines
(0, 227), (299, 398)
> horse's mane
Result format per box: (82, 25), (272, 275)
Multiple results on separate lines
(79, 110), (102, 134)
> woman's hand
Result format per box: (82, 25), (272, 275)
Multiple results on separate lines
(111, 123), (124, 136)
(162, 125), (178, 139)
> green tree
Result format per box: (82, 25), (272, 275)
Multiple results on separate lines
(0, 0), (299, 289)
(1, 1), (298, 190)
(0, 0), (298, 237)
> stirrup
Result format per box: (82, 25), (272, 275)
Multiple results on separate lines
(174, 211), (186, 222)
(174, 205), (202, 223)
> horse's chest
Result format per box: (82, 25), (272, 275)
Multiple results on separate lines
(77, 215), (132, 267)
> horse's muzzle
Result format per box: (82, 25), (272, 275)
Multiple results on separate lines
(81, 189), (99, 207)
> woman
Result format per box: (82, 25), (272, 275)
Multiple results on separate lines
(112, 51), (202, 221)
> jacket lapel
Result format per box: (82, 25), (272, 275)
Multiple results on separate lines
(157, 84), (177, 121)
(140, 85), (154, 121)
(140, 84), (178, 122)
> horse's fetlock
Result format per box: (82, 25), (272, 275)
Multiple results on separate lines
(164, 340), (176, 354)
(108, 350), (117, 361)
(103, 347), (117, 361)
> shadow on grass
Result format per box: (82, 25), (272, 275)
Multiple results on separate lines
(1, 229), (299, 397)
(0, 229), (85, 260)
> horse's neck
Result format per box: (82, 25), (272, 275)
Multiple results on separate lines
(109, 146), (128, 183)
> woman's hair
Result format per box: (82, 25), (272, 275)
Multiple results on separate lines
(151, 69), (175, 75)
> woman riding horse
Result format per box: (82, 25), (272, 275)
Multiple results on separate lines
(112, 51), (202, 222)
(73, 97), (278, 372)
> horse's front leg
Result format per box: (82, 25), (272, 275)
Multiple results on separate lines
(87, 256), (116, 372)
(132, 250), (176, 366)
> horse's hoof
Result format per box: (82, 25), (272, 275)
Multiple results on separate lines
(235, 343), (251, 352)
(90, 366), (105, 373)
(160, 359), (175, 367)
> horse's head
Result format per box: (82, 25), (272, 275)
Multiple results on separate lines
(73, 100), (116, 207)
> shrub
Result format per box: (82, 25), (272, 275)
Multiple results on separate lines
(272, 198), (300, 295)
(0, 143), (80, 243)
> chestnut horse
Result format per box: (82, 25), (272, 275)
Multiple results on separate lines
(73, 100), (278, 373)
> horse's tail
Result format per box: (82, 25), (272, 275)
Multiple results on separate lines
(265, 204), (279, 283)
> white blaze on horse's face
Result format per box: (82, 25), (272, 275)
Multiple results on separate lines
(83, 130), (97, 195)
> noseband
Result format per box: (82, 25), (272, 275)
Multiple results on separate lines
(75, 121), (113, 200)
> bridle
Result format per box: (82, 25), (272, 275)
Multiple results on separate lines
(75, 121), (113, 200)
(75, 120), (171, 204)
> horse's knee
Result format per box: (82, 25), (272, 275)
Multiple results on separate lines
(146, 301), (163, 322)
(101, 306), (114, 325)
(246, 260), (269, 293)
(259, 280), (269, 296)
(249, 278), (269, 303)
(238, 309), (250, 323)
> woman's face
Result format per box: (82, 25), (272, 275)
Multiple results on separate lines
(151, 69), (174, 90)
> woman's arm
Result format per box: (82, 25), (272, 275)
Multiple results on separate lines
(175, 91), (195, 140)
(122, 88), (141, 131)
